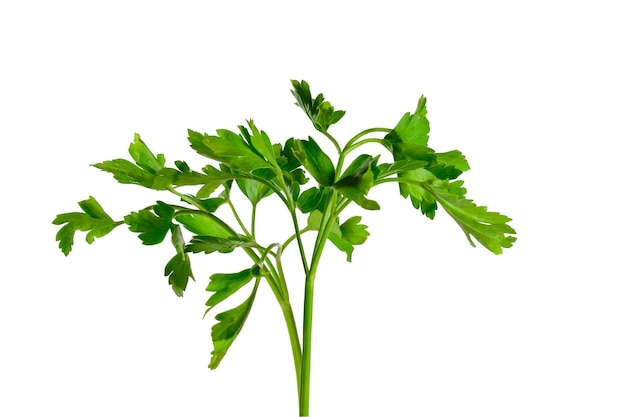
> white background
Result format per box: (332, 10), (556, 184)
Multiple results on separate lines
(1, 1), (624, 416)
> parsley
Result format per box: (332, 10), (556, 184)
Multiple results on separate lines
(53, 80), (516, 415)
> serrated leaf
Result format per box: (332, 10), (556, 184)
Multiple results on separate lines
(427, 181), (517, 254)
(340, 216), (370, 245)
(53, 196), (123, 255)
(188, 129), (217, 159)
(246, 120), (279, 169)
(128, 133), (165, 174)
(291, 80), (345, 132)
(435, 150), (470, 172)
(384, 95), (429, 146)
(388, 143), (435, 163)
(165, 252), (193, 297)
(205, 267), (257, 310)
(209, 279), (259, 369)
(395, 168), (439, 219)
(332, 154), (380, 210)
(198, 129), (273, 173)
(124, 201), (175, 245)
(292, 137), (335, 186)
(425, 150), (471, 180)
(92, 159), (159, 189)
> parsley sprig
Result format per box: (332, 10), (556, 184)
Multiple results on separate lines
(53, 80), (516, 415)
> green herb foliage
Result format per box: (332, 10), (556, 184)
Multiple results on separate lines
(53, 80), (516, 415)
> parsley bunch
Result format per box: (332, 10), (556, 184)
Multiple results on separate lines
(53, 80), (516, 415)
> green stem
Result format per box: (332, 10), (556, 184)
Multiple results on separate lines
(299, 191), (338, 416)
(344, 138), (387, 154)
(251, 203), (257, 239)
(343, 127), (391, 151)
(321, 130), (342, 154)
(299, 275), (315, 416)
(264, 260), (302, 395)
(282, 226), (311, 251)
(227, 198), (252, 238)
(281, 300), (302, 396)
(290, 208), (310, 276)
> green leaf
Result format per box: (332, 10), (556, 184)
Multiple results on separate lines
(427, 181), (517, 254)
(306, 210), (358, 261)
(124, 201), (175, 245)
(163, 224), (194, 297)
(292, 137), (335, 186)
(196, 197), (227, 213)
(424, 151), (471, 180)
(128, 133), (165, 174)
(328, 233), (354, 262)
(291, 80), (345, 132)
(435, 150), (470, 172)
(236, 168), (276, 205)
(188, 129), (217, 159)
(94, 135), (202, 190)
(246, 120), (279, 169)
(92, 158), (159, 189)
(236, 178), (273, 205)
(175, 160), (190, 172)
(201, 165), (246, 181)
(396, 168), (439, 219)
(279, 138), (303, 172)
(175, 212), (232, 239)
(205, 267), (258, 310)
(53, 196), (123, 255)
(209, 279), (260, 369)
(384, 95), (429, 146)
(297, 187), (324, 213)
(332, 154), (380, 210)
(186, 235), (253, 254)
(193, 129), (273, 173)
(306, 210), (341, 236)
(169, 170), (212, 187)
(340, 216), (370, 245)
(388, 143), (435, 163)
(376, 160), (428, 179)
(194, 165), (244, 198)
(165, 252), (193, 297)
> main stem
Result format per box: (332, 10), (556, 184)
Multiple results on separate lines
(299, 191), (337, 416)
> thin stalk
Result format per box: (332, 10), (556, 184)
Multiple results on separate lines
(289, 208), (310, 276)
(321, 130), (342, 154)
(227, 198), (252, 238)
(343, 127), (391, 151)
(275, 168), (310, 277)
(251, 203), (257, 238)
(259, 254), (302, 395)
(282, 226), (311, 251)
(344, 137), (387, 154)
(299, 191), (338, 416)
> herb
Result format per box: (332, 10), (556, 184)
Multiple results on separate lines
(53, 80), (516, 415)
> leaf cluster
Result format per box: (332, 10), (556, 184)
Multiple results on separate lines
(53, 79), (516, 375)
